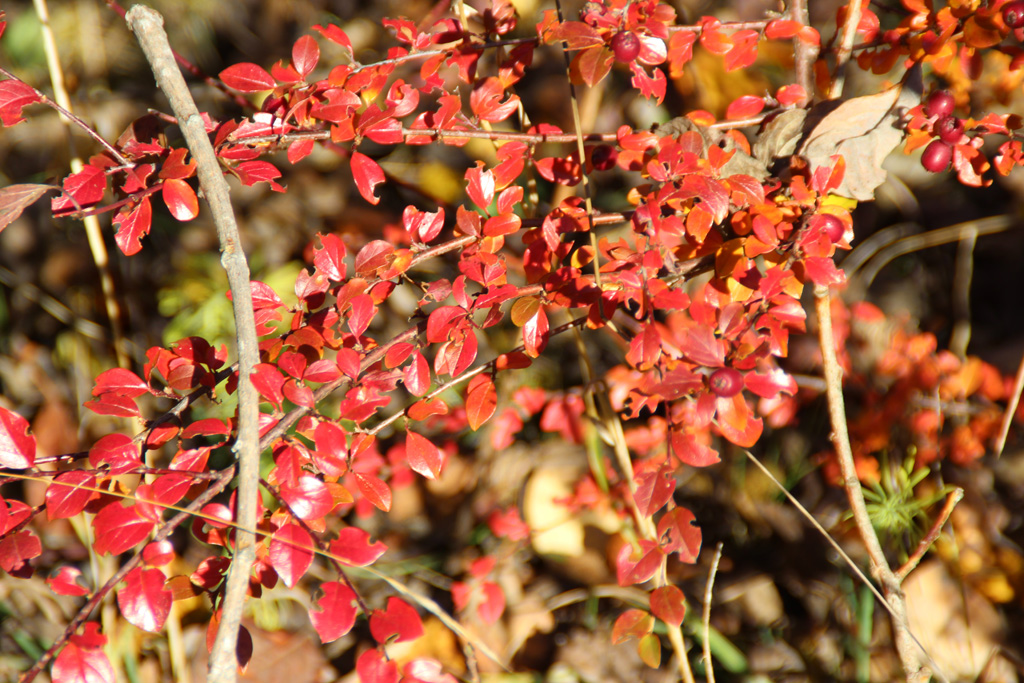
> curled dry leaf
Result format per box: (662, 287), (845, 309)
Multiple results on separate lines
(797, 69), (922, 200)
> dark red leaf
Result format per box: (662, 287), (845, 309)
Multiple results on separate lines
(219, 63), (276, 92)
(310, 581), (358, 643)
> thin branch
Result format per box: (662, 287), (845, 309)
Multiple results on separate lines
(789, 0), (818, 106)
(702, 542), (724, 683)
(814, 285), (931, 682)
(125, 8), (261, 683)
(33, 0), (130, 370)
(827, 0), (863, 99)
(0, 66), (131, 166)
(994, 350), (1024, 458)
(895, 487), (964, 581)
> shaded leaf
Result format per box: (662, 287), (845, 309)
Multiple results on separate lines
(0, 184), (51, 232)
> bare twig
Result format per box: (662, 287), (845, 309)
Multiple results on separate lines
(789, 0), (818, 106)
(814, 285), (932, 682)
(994, 351), (1024, 458)
(32, 0), (130, 369)
(895, 487), (964, 581)
(125, 8), (261, 683)
(702, 543), (724, 683)
(949, 225), (977, 359)
(828, 0), (863, 99)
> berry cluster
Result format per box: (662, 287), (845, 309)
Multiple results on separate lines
(920, 90), (964, 173)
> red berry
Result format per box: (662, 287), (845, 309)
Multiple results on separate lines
(934, 115), (964, 144)
(1004, 1), (1024, 28)
(590, 144), (618, 171)
(924, 90), (955, 118)
(819, 214), (845, 243)
(611, 31), (641, 62)
(709, 368), (743, 398)
(921, 140), (953, 173)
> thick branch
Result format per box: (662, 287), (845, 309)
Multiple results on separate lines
(125, 8), (261, 683)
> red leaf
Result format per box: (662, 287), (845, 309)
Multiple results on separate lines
(465, 375), (497, 431)
(0, 529), (41, 573)
(0, 78), (42, 126)
(633, 465), (675, 518)
(113, 197), (153, 256)
(465, 162), (495, 210)
(354, 240), (394, 276)
(351, 151), (385, 205)
(477, 582), (505, 624)
(776, 84), (806, 106)
(282, 378), (315, 408)
(403, 351), (431, 397)
(117, 567), (172, 633)
(406, 430), (444, 480)
(656, 507), (702, 562)
(292, 35), (320, 78)
(625, 323), (662, 371)
(356, 649), (399, 683)
(92, 504), (155, 555)
(84, 393), (141, 418)
(45, 473), (96, 520)
(370, 597), (424, 644)
(310, 581), (358, 643)
(765, 19), (803, 40)
(280, 475), (333, 520)
(353, 472), (392, 512)
(329, 526), (388, 566)
(312, 24), (353, 55)
(715, 394), (763, 447)
(725, 95), (765, 120)
(269, 523), (315, 588)
(47, 566), (90, 597)
(470, 77), (520, 123)
(0, 405), (36, 468)
(403, 206), (445, 244)
(615, 539), (664, 586)
(52, 624), (115, 683)
(89, 433), (140, 475)
(234, 160), (285, 192)
(161, 179), (199, 221)
(612, 609), (654, 644)
(52, 165), (107, 213)
(220, 63), (276, 92)
(482, 212), (522, 237)
(0, 184), (51, 232)
(305, 359), (341, 384)
(522, 306), (549, 358)
(572, 46), (614, 87)
(251, 363), (285, 409)
(92, 368), (149, 397)
(650, 585), (686, 627)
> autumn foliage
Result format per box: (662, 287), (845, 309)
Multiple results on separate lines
(2, 0), (1024, 681)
